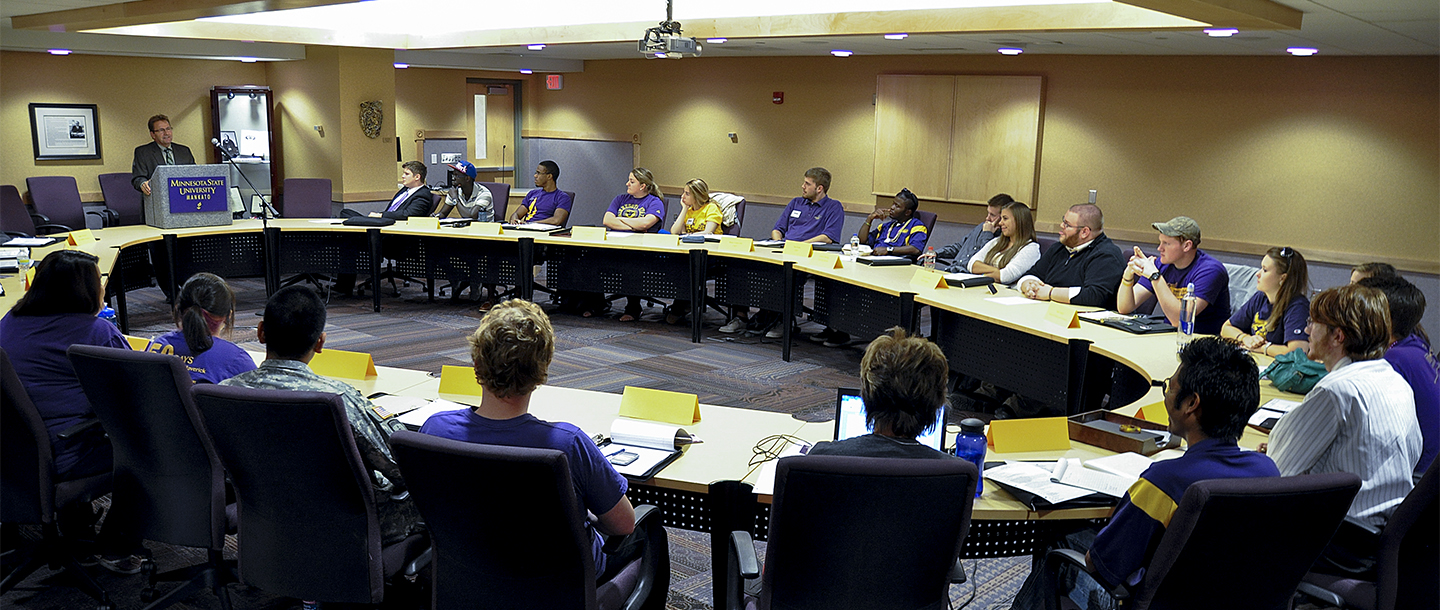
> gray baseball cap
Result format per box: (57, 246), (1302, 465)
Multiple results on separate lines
(1152, 216), (1201, 244)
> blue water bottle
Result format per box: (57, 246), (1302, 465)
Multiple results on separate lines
(953, 418), (988, 498)
(98, 306), (118, 327)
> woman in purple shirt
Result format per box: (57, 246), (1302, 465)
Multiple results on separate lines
(592, 168), (666, 321)
(1221, 246), (1311, 357)
(144, 272), (256, 384)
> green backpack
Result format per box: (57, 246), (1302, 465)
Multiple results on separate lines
(1261, 349), (1328, 394)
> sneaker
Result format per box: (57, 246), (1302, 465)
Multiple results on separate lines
(719, 317), (747, 334)
(765, 324), (800, 339)
(808, 328), (836, 343)
(822, 331), (852, 348)
(95, 554), (144, 575)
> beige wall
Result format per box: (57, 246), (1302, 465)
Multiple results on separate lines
(270, 46), (341, 196)
(526, 55), (1439, 271)
(0, 51), (266, 201)
(394, 67), (531, 168)
(335, 47), (397, 201)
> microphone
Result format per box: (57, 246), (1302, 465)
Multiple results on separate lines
(211, 138), (232, 160)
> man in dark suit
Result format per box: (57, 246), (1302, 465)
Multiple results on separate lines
(374, 161), (434, 219)
(131, 114), (196, 195)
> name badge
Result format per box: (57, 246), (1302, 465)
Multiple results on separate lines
(790, 210), (802, 218)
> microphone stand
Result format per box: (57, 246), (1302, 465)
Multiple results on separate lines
(214, 140), (280, 228)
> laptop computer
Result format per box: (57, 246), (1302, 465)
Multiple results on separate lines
(832, 387), (945, 451)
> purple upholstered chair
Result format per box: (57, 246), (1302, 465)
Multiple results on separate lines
(26, 176), (113, 231)
(97, 173), (145, 226)
(914, 209), (938, 240)
(1, 184), (61, 237)
(281, 178), (333, 219)
(478, 181), (511, 221)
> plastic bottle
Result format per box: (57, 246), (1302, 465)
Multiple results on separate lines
(953, 418), (988, 498)
(849, 233), (860, 255)
(922, 246), (936, 271)
(1177, 282), (1196, 355)
(99, 306), (118, 327)
(16, 248), (31, 273)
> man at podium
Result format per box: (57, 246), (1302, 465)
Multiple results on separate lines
(131, 114), (196, 196)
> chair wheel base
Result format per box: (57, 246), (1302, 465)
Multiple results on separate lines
(139, 587), (157, 602)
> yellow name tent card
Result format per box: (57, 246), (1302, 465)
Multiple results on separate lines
(309, 348), (378, 379)
(643, 233), (679, 247)
(811, 252), (843, 269)
(619, 386), (701, 425)
(782, 240), (813, 258)
(124, 335), (150, 351)
(469, 222), (502, 236)
(67, 229), (96, 245)
(718, 237), (754, 253)
(988, 416), (1071, 453)
(909, 269), (948, 290)
(1044, 303), (1081, 328)
(1137, 400), (1169, 425)
(407, 217), (440, 230)
(571, 226), (607, 241)
(438, 365), (485, 397)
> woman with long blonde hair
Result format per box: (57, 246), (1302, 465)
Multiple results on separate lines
(966, 202), (1040, 284)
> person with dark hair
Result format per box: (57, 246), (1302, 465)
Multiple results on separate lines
(1017, 203), (1126, 309)
(1359, 275), (1438, 479)
(144, 273), (256, 384)
(807, 328), (956, 458)
(370, 160), (434, 220)
(1011, 337), (1279, 609)
(420, 300), (637, 579)
(0, 249), (145, 573)
(432, 159), (494, 222)
(1117, 216), (1231, 334)
(1221, 246), (1311, 357)
(220, 285), (422, 545)
(935, 193), (1014, 273)
(1350, 261), (1397, 284)
(131, 113), (196, 196)
(857, 188), (928, 258)
(1266, 285), (1422, 527)
(509, 160), (572, 226)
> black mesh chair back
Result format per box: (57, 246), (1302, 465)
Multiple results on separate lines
(0, 184), (39, 237)
(1135, 472), (1361, 610)
(762, 455), (978, 610)
(25, 176), (87, 231)
(193, 384), (386, 604)
(98, 172), (145, 226)
(479, 181), (511, 220)
(389, 430), (597, 609)
(282, 178), (333, 218)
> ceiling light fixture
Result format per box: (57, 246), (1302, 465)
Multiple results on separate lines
(528, 44), (546, 50)
(707, 38), (727, 43)
(48, 49), (72, 55)
(520, 69), (533, 74)
(884, 33), (908, 40)
(1203, 28), (1238, 37)
(240, 57), (257, 62)
(1287, 47), (1318, 56)
(394, 62), (409, 68)
(997, 47), (1023, 55)
(831, 50), (854, 57)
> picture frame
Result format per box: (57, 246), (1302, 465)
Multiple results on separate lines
(29, 103), (101, 160)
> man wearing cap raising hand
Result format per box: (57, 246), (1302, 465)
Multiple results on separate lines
(1116, 215), (1231, 334)
(433, 160), (495, 222)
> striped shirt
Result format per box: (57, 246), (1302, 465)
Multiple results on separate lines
(1269, 357), (1422, 527)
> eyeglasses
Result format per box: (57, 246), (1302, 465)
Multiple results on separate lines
(151, 127), (173, 133)
(1060, 219), (1087, 231)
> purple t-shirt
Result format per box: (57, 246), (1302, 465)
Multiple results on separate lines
(1385, 334), (1439, 477)
(772, 195), (844, 243)
(519, 188), (573, 223)
(1229, 292), (1310, 346)
(606, 194), (665, 232)
(0, 312), (128, 475)
(867, 217), (929, 253)
(145, 329), (257, 385)
(1136, 250), (1231, 335)
(420, 409), (628, 574)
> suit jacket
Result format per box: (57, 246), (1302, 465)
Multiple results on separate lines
(380, 187), (434, 220)
(131, 141), (197, 191)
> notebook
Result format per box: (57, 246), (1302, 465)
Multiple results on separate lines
(833, 388), (945, 451)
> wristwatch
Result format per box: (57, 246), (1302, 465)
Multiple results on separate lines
(1147, 271), (1162, 282)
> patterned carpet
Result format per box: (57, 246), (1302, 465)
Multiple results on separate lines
(3, 277), (1038, 610)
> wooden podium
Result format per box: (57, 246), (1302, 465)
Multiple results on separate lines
(145, 164), (233, 229)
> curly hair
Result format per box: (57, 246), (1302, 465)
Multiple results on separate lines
(468, 299), (555, 398)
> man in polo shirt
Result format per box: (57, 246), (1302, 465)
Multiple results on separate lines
(1017, 203), (1126, 310)
(771, 167), (843, 243)
(508, 160), (571, 226)
(1116, 216), (1231, 334)
(1011, 337), (1278, 609)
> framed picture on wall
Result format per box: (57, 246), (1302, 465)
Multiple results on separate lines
(29, 103), (101, 160)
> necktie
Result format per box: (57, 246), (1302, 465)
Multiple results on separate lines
(387, 189), (409, 212)
(163, 148), (174, 165)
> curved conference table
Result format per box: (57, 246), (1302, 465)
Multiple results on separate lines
(0, 219), (1296, 603)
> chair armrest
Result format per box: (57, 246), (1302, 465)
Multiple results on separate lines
(1342, 516), (1381, 537)
(729, 531), (760, 579)
(34, 223), (72, 236)
(58, 417), (102, 440)
(404, 546), (432, 577)
(1045, 548), (1131, 606)
(1315, 518), (1382, 576)
(949, 558), (967, 584)
(29, 212), (51, 225)
(601, 503), (659, 554)
(1295, 580), (1345, 608)
(86, 209), (118, 228)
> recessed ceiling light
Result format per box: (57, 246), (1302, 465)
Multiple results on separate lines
(528, 44), (546, 50)
(997, 48), (1024, 55)
(393, 62), (409, 68)
(1203, 28), (1238, 37)
(707, 38), (728, 44)
(47, 49), (72, 55)
(520, 69), (533, 74)
(240, 57), (257, 63)
(884, 33), (908, 40)
(831, 50), (854, 57)
(1287, 47), (1318, 56)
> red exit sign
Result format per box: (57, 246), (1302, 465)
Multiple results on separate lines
(546, 74), (563, 90)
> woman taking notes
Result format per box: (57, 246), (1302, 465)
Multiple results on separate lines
(966, 202), (1040, 284)
(599, 168), (666, 321)
(145, 272), (256, 384)
(670, 178), (723, 236)
(1221, 246), (1311, 356)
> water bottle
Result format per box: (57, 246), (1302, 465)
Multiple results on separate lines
(99, 306), (118, 327)
(849, 233), (860, 255)
(923, 246), (936, 271)
(953, 418), (988, 498)
(1177, 282), (1196, 354)
(16, 248), (31, 273)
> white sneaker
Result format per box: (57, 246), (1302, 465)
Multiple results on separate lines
(719, 317), (747, 334)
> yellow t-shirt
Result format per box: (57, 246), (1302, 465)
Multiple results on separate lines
(680, 202), (724, 234)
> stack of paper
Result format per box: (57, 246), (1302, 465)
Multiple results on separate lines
(1050, 458), (1135, 497)
(1249, 398), (1302, 428)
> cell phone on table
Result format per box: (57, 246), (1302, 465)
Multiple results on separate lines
(607, 450), (639, 466)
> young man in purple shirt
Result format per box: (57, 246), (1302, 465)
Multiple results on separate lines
(1360, 275), (1439, 480)
(771, 167), (843, 243)
(1116, 216), (1231, 334)
(509, 160), (572, 226)
(420, 299), (636, 578)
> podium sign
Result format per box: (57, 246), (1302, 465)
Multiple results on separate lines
(146, 164), (233, 229)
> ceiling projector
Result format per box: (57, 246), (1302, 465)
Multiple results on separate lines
(638, 0), (700, 58)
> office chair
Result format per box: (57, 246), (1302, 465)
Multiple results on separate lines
(67, 345), (237, 610)
(0, 348), (114, 609)
(192, 385), (429, 605)
(1045, 472), (1361, 610)
(1298, 459), (1439, 610)
(727, 455), (978, 610)
(280, 178), (331, 219)
(479, 181), (511, 221)
(26, 176), (115, 232)
(3, 184), (66, 238)
(97, 173), (145, 226)
(390, 430), (670, 610)
(914, 210), (938, 239)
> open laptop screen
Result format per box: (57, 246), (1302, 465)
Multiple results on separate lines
(832, 388), (945, 451)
